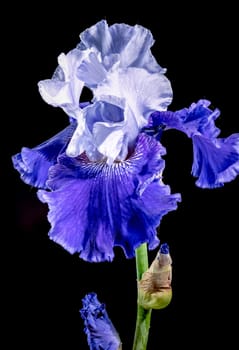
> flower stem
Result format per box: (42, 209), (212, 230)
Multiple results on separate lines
(132, 243), (152, 350)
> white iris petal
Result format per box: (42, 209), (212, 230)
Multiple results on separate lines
(38, 20), (173, 162)
(38, 48), (93, 119)
(67, 66), (172, 162)
(79, 20), (165, 73)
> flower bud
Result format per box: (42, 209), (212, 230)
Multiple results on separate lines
(80, 292), (122, 350)
(138, 243), (172, 309)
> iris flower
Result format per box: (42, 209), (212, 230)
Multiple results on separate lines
(80, 293), (121, 350)
(12, 20), (239, 263)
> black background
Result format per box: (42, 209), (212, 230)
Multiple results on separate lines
(5, 4), (239, 349)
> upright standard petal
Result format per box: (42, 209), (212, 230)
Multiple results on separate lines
(38, 134), (181, 262)
(38, 20), (168, 126)
(94, 68), (172, 115)
(77, 51), (108, 87)
(78, 19), (165, 73)
(37, 20), (172, 165)
(149, 100), (239, 188)
(80, 293), (121, 350)
(67, 100), (127, 163)
(12, 121), (76, 189)
(38, 49), (91, 119)
(69, 67), (173, 162)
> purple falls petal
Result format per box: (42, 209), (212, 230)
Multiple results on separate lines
(150, 99), (221, 138)
(80, 293), (121, 350)
(37, 134), (181, 262)
(192, 133), (239, 188)
(149, 100), (239, 187)
(12, 121), (76, 189)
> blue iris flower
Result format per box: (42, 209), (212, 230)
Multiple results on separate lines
(12, 21), (238, 262)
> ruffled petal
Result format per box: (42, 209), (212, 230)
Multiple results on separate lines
(192, 133), (239, 188)
(79, 20), (113, 57)
(80, 293), (121, 350)
(78, 20), (165, 73)
(71, 67), (172, 162)
(94, 68), (172, 115)
(38, 49), (90, 119)
(149, 100), (239, 187)
(66, 100), (127, 163)
(150, 99), (221, 138)
(93, 125), (125, 164)
(37, 21), (172, 165)
(12, 122), (76, 189)
(109, 22), (165, 73)
(37, 134), (181, 262)
(77, 51), (108, 88)
(37, 79), (73, 106)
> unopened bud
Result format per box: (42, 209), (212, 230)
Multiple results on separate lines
(138, 243), (172, 310)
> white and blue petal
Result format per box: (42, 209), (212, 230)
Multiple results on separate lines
(68, 68), (172, 162)
(37, 134), (181, 262)
(38, 48), (91, 119)
(37, 21), (172, 164)
(94, 68), (172, 115)
(67, 100), (128, 163)
(78, 19), (165, 73)
(77, 51), (108, 88)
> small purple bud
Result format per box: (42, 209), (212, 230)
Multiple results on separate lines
(160, 243), (169, 255)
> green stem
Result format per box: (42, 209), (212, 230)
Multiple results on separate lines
(132, 243), (152, 350)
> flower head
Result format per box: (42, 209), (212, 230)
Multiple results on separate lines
(12, 21), (179, 262)
(12, 20), (238, 265)
(80, 292), (121, 350)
